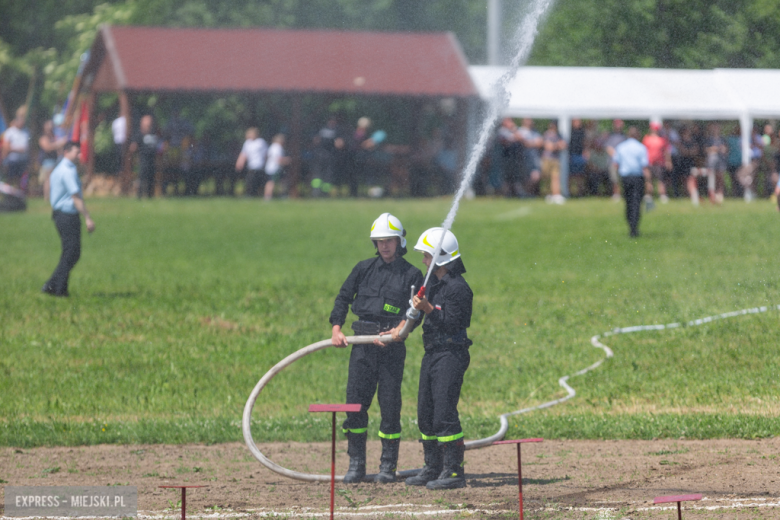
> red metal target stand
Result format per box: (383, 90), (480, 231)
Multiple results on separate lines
(492, 438), (543, 520)
(158, 485), (206, 520)
(309, 403), (362, 520)
(654, 494), (702, 520)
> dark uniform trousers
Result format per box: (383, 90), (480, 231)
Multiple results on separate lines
(331, 255), (423, 439)
(244, 169), (262, 197)
(621, 175), (645, 236)
(47, 210), (81, 295)
(344, 341), (405, 437)
(138, 161), (155, 198)
(417, 346), (470, 440)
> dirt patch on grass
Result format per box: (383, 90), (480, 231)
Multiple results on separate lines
(1, 438), (779, 518)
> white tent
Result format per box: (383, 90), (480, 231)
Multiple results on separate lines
(468, 66), (780, 192)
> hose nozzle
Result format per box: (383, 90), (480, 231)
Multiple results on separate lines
(406, 285), (421, 321)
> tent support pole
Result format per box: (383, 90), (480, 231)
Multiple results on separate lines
(558, 115), (571, 198)
(740, 113), (752, 168)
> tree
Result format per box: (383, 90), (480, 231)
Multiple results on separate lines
(6, 0), (780, 134)
(530, 0), (780, 69)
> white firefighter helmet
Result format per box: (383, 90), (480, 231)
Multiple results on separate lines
(370, 213), (406, 249)
(414, 227), (460, 266)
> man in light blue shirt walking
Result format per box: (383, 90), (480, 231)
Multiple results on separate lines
(612, 127), (651, 238)
(42, 141), (95, 297)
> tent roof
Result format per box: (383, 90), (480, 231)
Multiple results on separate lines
(86, 25), (476, 97)
(469, 66), (780, 120)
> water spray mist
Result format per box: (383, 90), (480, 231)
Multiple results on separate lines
(244, 0), (558, 482)
(420, 0), (556, 293)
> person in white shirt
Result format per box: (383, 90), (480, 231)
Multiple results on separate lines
(263, 134), (290, 201)
(235, 127), (267, 197)
(2, 107), (30, 186)
(111, 115), (127, 175)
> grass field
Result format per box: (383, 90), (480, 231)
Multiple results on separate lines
(2, 196), (780, 447)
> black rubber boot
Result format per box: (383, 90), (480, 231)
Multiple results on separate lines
(426, 440), (466, 490)
(374, 438), (400, 483)
(405, 440), (442, 486)
(343, 432), (367, 484)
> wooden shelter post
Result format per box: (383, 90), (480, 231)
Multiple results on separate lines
(288, 95), (303, 198)
(85, 91), (97, 183)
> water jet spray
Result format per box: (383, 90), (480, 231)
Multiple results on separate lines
(244, 0), (558, 482)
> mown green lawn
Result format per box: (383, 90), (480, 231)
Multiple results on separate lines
(1, 196), (779, 446)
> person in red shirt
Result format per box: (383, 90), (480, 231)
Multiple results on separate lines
(642, 122), (672, 207)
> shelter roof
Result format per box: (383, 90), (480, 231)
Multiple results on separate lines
(87, 25), (476, 97)
(469, 66), (780, 120)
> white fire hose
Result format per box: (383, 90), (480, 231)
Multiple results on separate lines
(243, 298), (779, 483)
(242, 298), (424, 482)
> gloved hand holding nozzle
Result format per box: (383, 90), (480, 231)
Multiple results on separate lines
(412, 294), (434, 315)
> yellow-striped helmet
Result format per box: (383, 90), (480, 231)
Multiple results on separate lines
(370, 213), (407, 249)
(414, 227), (460, 266)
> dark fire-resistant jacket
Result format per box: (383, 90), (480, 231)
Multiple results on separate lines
(330, 256), (424, 327)
(421, 260), (473, 351)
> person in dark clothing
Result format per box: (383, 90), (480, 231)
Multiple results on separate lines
(405, 228), (473, 490)
(345, 117), (373, 197)
(568, 118), (588, 197)
(130, 115), (159, 198)
(330, 213), (424, 484)
(678, 126), (700, 205)
(311, 118), (341, 196)
(497, 118), (525, 197)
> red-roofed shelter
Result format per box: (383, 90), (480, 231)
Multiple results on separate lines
(76, 25), (478, 194)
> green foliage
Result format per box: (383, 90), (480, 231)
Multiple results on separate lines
(2, 197), (780, 446)
(531, 0), (780, 68)
(0, 1), (135, 118)
(5, 1), (780, 131)
(0, 37), (17, 71)
(40, 3), (135, 110)
(93, 120), (113, 155)
(0, 0), (107, 55)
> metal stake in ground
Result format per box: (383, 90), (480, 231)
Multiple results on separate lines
(654, 494), (702, 520)
(159, 485), (206, 520)
(492, 439), (543, 520)
(309, 404), (362, 520)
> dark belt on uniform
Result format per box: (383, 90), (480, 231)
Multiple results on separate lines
(351, 319), (401, 336)
(423, 329), (469, 350)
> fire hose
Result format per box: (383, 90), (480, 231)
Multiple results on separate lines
(241, 280), (592, 483)
(242, 286), (427, 482)
(243, 286), (779, 483)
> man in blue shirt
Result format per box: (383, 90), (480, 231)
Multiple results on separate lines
(612, 127), (650, 238)
(42, 141), (95, 297)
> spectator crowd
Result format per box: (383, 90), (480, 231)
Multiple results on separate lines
(481, 117), (780, 206)
(3, 104), (780, 206)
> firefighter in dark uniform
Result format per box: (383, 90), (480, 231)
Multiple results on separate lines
(330, 213), (424, 483)
(405, 227), (473, 490)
